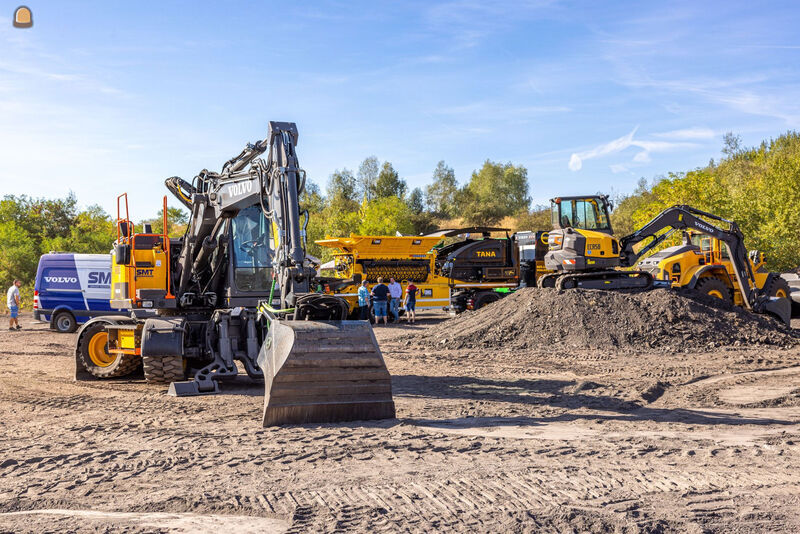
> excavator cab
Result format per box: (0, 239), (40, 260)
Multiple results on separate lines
(542, 195), (642, 286)
(550, 195), (614, 234)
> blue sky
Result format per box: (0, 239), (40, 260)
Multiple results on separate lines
(1, 1), (799, 218)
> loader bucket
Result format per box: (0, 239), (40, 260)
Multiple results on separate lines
(258, 319), (396, 426)
(760, 296), (791, 327)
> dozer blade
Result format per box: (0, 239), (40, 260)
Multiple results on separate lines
(258, 319), (396, 426)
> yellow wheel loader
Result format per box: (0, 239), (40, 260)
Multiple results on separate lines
(540, 195), (791, 325)
(74, 122), (395, 426)
(637, 231), (792, 307)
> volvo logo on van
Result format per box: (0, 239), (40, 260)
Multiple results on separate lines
(226, 181), (253, 198)
(44, 276), (78, 284)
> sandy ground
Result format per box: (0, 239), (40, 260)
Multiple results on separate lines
(0, 312), (799, 533)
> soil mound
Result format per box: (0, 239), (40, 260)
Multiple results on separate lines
(418, 288), (797, 352)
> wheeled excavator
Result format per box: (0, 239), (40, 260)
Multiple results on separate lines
(540, 195), (791, 325)
(74, 122), (395, 426)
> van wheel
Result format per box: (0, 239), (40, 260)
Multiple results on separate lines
(53, 311), (77, 333)
(142, 355), (186, 383)
(695, 277), (732, 303)
(77, 322), (140, 378)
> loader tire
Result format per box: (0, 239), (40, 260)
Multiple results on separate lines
(77, 322), (141, 378)
(142, 355), (186, 383)
(765, 277), (791, 299)
(695, 277), (731, 303)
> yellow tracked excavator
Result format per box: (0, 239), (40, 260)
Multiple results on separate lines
(73, 122), (395, 425)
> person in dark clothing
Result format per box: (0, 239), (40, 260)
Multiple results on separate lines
(403, 282), (418, 323)
(371, 277), (390, 325)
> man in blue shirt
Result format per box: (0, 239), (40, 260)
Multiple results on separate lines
(357, 280), (370, 320)
(388, 277), (402, 322)
(371, 277), (390, 325)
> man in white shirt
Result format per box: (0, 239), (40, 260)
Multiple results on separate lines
(7, 279), (21, 331)
(387, 277), (402, 322)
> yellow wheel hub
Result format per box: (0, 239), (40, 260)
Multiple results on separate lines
(776, 288), (787, 298)
(707, 289), (724, 299)
(87, 332), (115, 367)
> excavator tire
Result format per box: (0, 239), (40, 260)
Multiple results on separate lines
(77, 322), (141, 379)
(694, 277), (732, 303)
(143, 355), (186, 383)
(258, 319), (395, 426)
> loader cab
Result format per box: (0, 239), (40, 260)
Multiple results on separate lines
(226, 205), (274, 305)
(551, 195), (613, 234)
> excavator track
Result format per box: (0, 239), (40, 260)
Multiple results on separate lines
(554, 270), (653, 291)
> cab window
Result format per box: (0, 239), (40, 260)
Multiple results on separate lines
(231, 205), (273, 291)
(560, 199), (610, 231)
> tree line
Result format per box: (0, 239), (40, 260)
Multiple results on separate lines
(302, 157), (533, 260)
(611, 131), (800, 272)
(3, 131), (799, 308)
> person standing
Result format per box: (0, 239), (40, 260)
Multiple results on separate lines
(388, 277), (402, 322)
(371, 277), (390, 325)
(403, 282), (418, 324)
(357, 280), (371, 320)
(7, 279), (21, 331)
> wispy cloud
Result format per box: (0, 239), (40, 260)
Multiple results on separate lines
(652, 127), (715, 140)
(568, 126), (697, 171)
(421, 0), (559, 49)
(435, 101), (570, 123)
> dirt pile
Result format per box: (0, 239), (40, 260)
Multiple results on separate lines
(418, 288), (797, 352)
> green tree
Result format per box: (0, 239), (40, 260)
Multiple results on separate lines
(327, 168), (358, 205)
(617, 131), (800, 271)
(0, 194), (117, 308)
(357, 156), (380, 201)
(512, 205), (551, 232)
(611, 177), (656, 237)
(407, 187), (425, 214)
(358, 197), (415, 236)
(459, 160), (530, 225)
(374, 162), (407, 199)
(425, 161), (458, 216)
(141, 206), (190, 237)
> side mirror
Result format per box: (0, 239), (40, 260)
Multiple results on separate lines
(115, 244), (131, 266)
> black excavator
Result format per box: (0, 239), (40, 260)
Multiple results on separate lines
(540, 195), (791, 325)
(74, 122), (395, 426)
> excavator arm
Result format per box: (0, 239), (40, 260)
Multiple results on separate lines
(619, 205), (790, 325)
